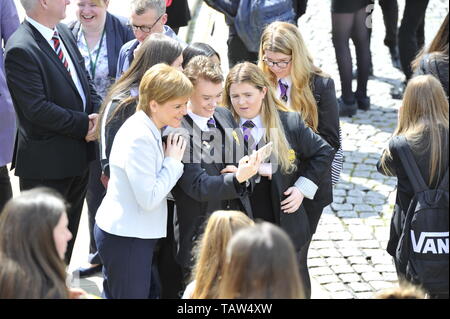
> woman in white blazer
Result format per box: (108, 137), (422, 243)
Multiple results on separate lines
(94, 64), (193, 299)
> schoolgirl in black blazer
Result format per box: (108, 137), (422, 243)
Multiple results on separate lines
(223, 62), (334, 298)
(259, 21), (341, 235)
(377, 75), (449, 298)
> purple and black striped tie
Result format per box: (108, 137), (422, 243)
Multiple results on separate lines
(242, 120), (256, 153)
(207, 117), (216, 129)
(279, 80), (288, 102)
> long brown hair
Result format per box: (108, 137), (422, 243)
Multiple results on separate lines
(0, 188), (69, 299)
(223, 62), (296, 174)
(218, 222), (304, 299)
(96, 33), (182, 138)
(259, 21), (327, 132)
(412, 13), (449, 71)
(380, 75), (449, 185)
(190, 210), (254, 299)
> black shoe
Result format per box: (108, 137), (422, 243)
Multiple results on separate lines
(338, 97), (357, 117)
(390, 81), (406, 100)
(73, 264), (103, 278)
(356, 96), (370, 111)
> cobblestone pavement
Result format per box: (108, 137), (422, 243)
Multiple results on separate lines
(297, 0), (448, 299)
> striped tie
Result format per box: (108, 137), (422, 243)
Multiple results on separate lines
(52, 31), (70, 74)
(207, 117), (216, 129)
(242, 120), (256, 154)
(279, 80), (288, 102)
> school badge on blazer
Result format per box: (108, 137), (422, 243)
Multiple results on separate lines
(232, 130), (240, 146)
(288, 149), (296, 163)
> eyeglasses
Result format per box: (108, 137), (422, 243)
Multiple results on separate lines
(263, 58), (292, 69)
(128, 14), (163, 33)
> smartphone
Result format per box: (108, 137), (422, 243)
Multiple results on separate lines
(255, 142), (273, 161)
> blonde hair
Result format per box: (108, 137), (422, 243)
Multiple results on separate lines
(380, 75), (449, 185)
(259, 21), (327, 132)
(218, 222), (304, 299)
(224, 62), (296, 174)
(90, 0), (107, 7)
(412, 13), (448, 72)
(137, 63), (193, 116)
(183, 55), (223, 86)
(375, 282), (426, 299)
(190, 210), (254, 299)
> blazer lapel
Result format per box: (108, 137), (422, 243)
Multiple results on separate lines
(26, 21), (76, 91)
(57, 25), (90, 110)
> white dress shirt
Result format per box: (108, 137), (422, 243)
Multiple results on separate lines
(239, 115), (265, 145)
(188, 111), (211, 132)
(96, 110), (184, 239)
(26, 16), (86, 110)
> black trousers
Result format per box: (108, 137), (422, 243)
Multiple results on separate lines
(85, 147), (105, 265)
(398, 0), (429, 80)
(155, 200), (184, 298)
(378, 0), (399, 49)
(19, 169), (89, 265)
(227, 33), (258, 69)
(0, 165), (13, 214)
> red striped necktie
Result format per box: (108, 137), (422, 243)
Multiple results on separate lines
(52, 30), (71, 75)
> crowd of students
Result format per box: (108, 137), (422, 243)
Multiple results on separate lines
(0, 0), (448, 299)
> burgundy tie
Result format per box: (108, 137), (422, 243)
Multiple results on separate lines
(52, 31), (71, 74)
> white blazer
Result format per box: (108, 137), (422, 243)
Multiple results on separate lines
(96, 110), (184, 239)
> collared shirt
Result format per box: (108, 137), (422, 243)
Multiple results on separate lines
(277, 76), (292, 108)
(26, 16), (86, 110)
(239, 115), (264, 145)
(188, 110), (211, 132)
(117, 25), (186, 78)
(76, 28), (111, 99)
(239, 114), (318, 199)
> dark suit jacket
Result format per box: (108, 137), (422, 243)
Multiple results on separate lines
(170, 107), (252, 268)
(239, 110), (334, 250)
(4, 21), (102, 179)
(67, 12), (135, 79)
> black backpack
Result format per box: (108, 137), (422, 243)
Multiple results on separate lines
(394, 136), (449, 295)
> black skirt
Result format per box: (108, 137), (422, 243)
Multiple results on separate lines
(331, 0), (372, 13)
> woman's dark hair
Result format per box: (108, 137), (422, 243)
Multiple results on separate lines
(97, 33), (183, 137)
(182, 42), (220, 69)
(0, 188), (69, 299)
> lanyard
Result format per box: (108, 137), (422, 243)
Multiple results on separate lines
(83, 28), (106, 79)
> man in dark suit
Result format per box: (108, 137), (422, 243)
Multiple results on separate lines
(4, 0), (102, 264)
